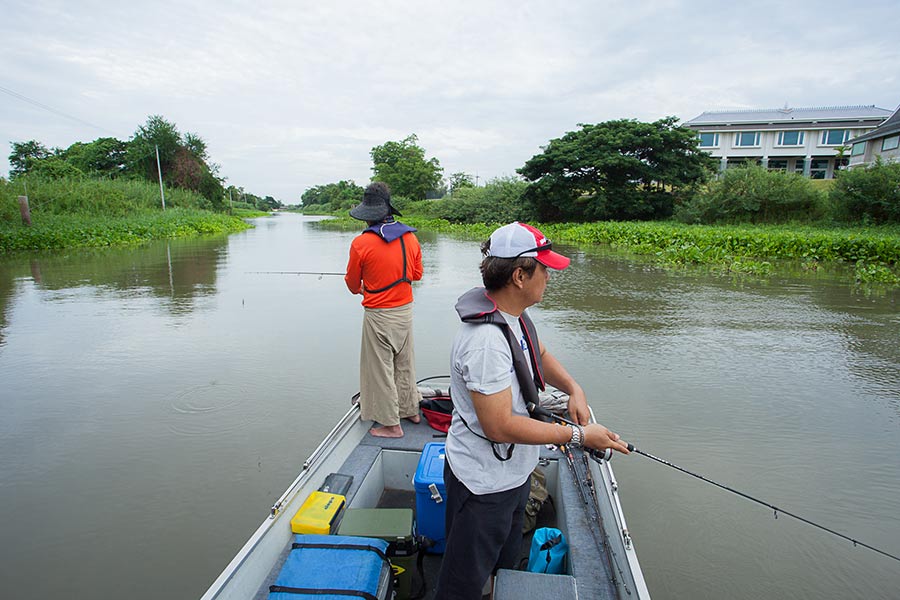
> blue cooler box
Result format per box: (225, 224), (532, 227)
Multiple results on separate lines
(414, 442), (447, 553)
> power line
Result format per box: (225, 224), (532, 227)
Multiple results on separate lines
(0, 84), (119, 136)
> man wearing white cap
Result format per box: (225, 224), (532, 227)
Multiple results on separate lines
(433, 222), (629, 600)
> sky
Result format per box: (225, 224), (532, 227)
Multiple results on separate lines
(2, 0), (899, 203)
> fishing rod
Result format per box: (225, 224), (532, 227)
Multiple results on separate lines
(560, 444), (627, 597)
(246, 271), (345, 276)
(526, 403), (900, 564)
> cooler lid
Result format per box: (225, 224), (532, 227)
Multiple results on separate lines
(414, 442), (446, 486)
(337, 508), (414, 540)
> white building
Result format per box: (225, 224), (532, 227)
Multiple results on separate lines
(683, 105), (893, 179)
(847, 104), (900, 168)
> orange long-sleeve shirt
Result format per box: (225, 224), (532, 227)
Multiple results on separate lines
(345, 231), (423, 308)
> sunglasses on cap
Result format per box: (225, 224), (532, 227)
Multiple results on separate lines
(514, 242), (553, 258)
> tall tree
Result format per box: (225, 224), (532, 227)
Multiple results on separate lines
(8, 140), (53, 177)
(125, 115), (182, 182)
(370, 134), (443, 200)
(448, 172), (475, 193)
(518, 117), (716, 221)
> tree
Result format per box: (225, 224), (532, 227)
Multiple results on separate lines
(8, 140), (53, 177)
(125, 115), (182, 182)
(448, 172), (475, 193)
(62, 137), (128, 176)
(370, 134), (443, 200)
(301, 180), (365, 211)
(518, 117), (716, 221)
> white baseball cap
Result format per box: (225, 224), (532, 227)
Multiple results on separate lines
(487, 222), (570, 270)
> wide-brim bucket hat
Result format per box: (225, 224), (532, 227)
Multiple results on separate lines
(349, 182), (402, 221)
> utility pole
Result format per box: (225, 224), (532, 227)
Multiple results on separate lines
(155, 144), (166, 210)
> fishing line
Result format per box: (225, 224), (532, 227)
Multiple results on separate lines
(626, 444), (900, 564)
(526, 402), (900, 564)
(246, 271), (345, 277)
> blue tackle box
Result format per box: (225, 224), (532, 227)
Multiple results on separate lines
(413, 442), (447, 554)
(268, 534), (392, 600)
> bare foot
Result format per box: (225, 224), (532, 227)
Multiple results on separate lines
(404, 414), (421, 424)
(370, 425), (404, 438)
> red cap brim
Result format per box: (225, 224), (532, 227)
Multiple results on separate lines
(536, 250), (570, 270)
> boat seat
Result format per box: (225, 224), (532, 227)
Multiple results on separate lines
(493, 569), (578, 600)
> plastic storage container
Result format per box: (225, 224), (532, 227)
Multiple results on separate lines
(290, 491), (346, 534)
(337, 508), (417, 599)
(413, 442), (447, 553)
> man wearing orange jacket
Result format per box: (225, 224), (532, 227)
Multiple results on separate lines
(345, 182), (424, 437)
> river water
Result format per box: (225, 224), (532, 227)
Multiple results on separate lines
(1, 213), (898, 599)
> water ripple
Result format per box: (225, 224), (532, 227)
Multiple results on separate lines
(167, 382), (267, 437)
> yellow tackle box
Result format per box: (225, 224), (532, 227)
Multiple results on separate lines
(290, 491), (346, 534)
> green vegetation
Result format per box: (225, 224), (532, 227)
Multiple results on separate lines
(370, 134), (443, 200)
(408, 176), (532, 223)
(829, 158), (900, 224)
(518, 117), (717, 222)
(300, 180), (365, 213)
(675, 166), (825, 224)
(0, 209), (250, 252)
(0, 177), (251, 253)
(2, 114), (285, 252)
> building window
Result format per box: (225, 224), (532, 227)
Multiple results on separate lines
(776, 131), (805, 146)
(810, 159), (829, 179)
(793, 159), (806, 173)
(698, 132), (719, 147)
(883, 135), (900, 151)
(820, 130), (851, 145)
(735, 132), (761, 147)
(768, 159), (788, 171)
(851, 142), (866, 156)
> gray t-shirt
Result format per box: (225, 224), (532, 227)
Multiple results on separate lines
(446, 311), (541, 495)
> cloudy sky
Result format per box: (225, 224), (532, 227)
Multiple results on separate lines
(2, 0), (899, 202)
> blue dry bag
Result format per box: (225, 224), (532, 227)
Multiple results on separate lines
(527, 527), (568, 574)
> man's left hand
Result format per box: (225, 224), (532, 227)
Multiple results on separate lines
(567, 387), (590, 425)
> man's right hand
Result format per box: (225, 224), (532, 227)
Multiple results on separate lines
(583, 423), (630, 455)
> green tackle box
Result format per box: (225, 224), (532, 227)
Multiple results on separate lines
(337, 508), (417, 600)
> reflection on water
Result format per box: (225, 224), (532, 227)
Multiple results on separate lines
(0, 214), (898, 600)
(0, 235), (228, 319)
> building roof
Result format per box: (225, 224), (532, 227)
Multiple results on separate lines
(684, 105), (893, 127)
(847, 104), (900, 143)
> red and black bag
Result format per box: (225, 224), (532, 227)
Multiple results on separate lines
(420, 397), (452, 433)
(418, 383), (453, 433)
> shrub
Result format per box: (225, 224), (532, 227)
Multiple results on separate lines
(421, 176), (531, 224)
(676, 165), (826, 224)
(829, 158), (900, 224)
(4, 176), (208, 217)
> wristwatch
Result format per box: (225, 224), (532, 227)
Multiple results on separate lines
(568, 424), (584, 448)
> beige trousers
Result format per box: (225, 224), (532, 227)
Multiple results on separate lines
(359, 303), (422, 426)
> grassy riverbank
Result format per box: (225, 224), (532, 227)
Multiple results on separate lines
(0, 209), (253, 252)
(320, 215), (900, 285)
(0, 178), (255, 253)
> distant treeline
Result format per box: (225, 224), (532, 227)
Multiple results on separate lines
(301, 119), (900, 227)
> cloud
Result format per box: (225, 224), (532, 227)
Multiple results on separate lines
(2, 0), (899, 201)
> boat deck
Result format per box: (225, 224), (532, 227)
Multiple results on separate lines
(253, 416), (624, 600)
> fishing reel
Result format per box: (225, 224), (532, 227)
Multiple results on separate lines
(526, 402), (614, 462)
